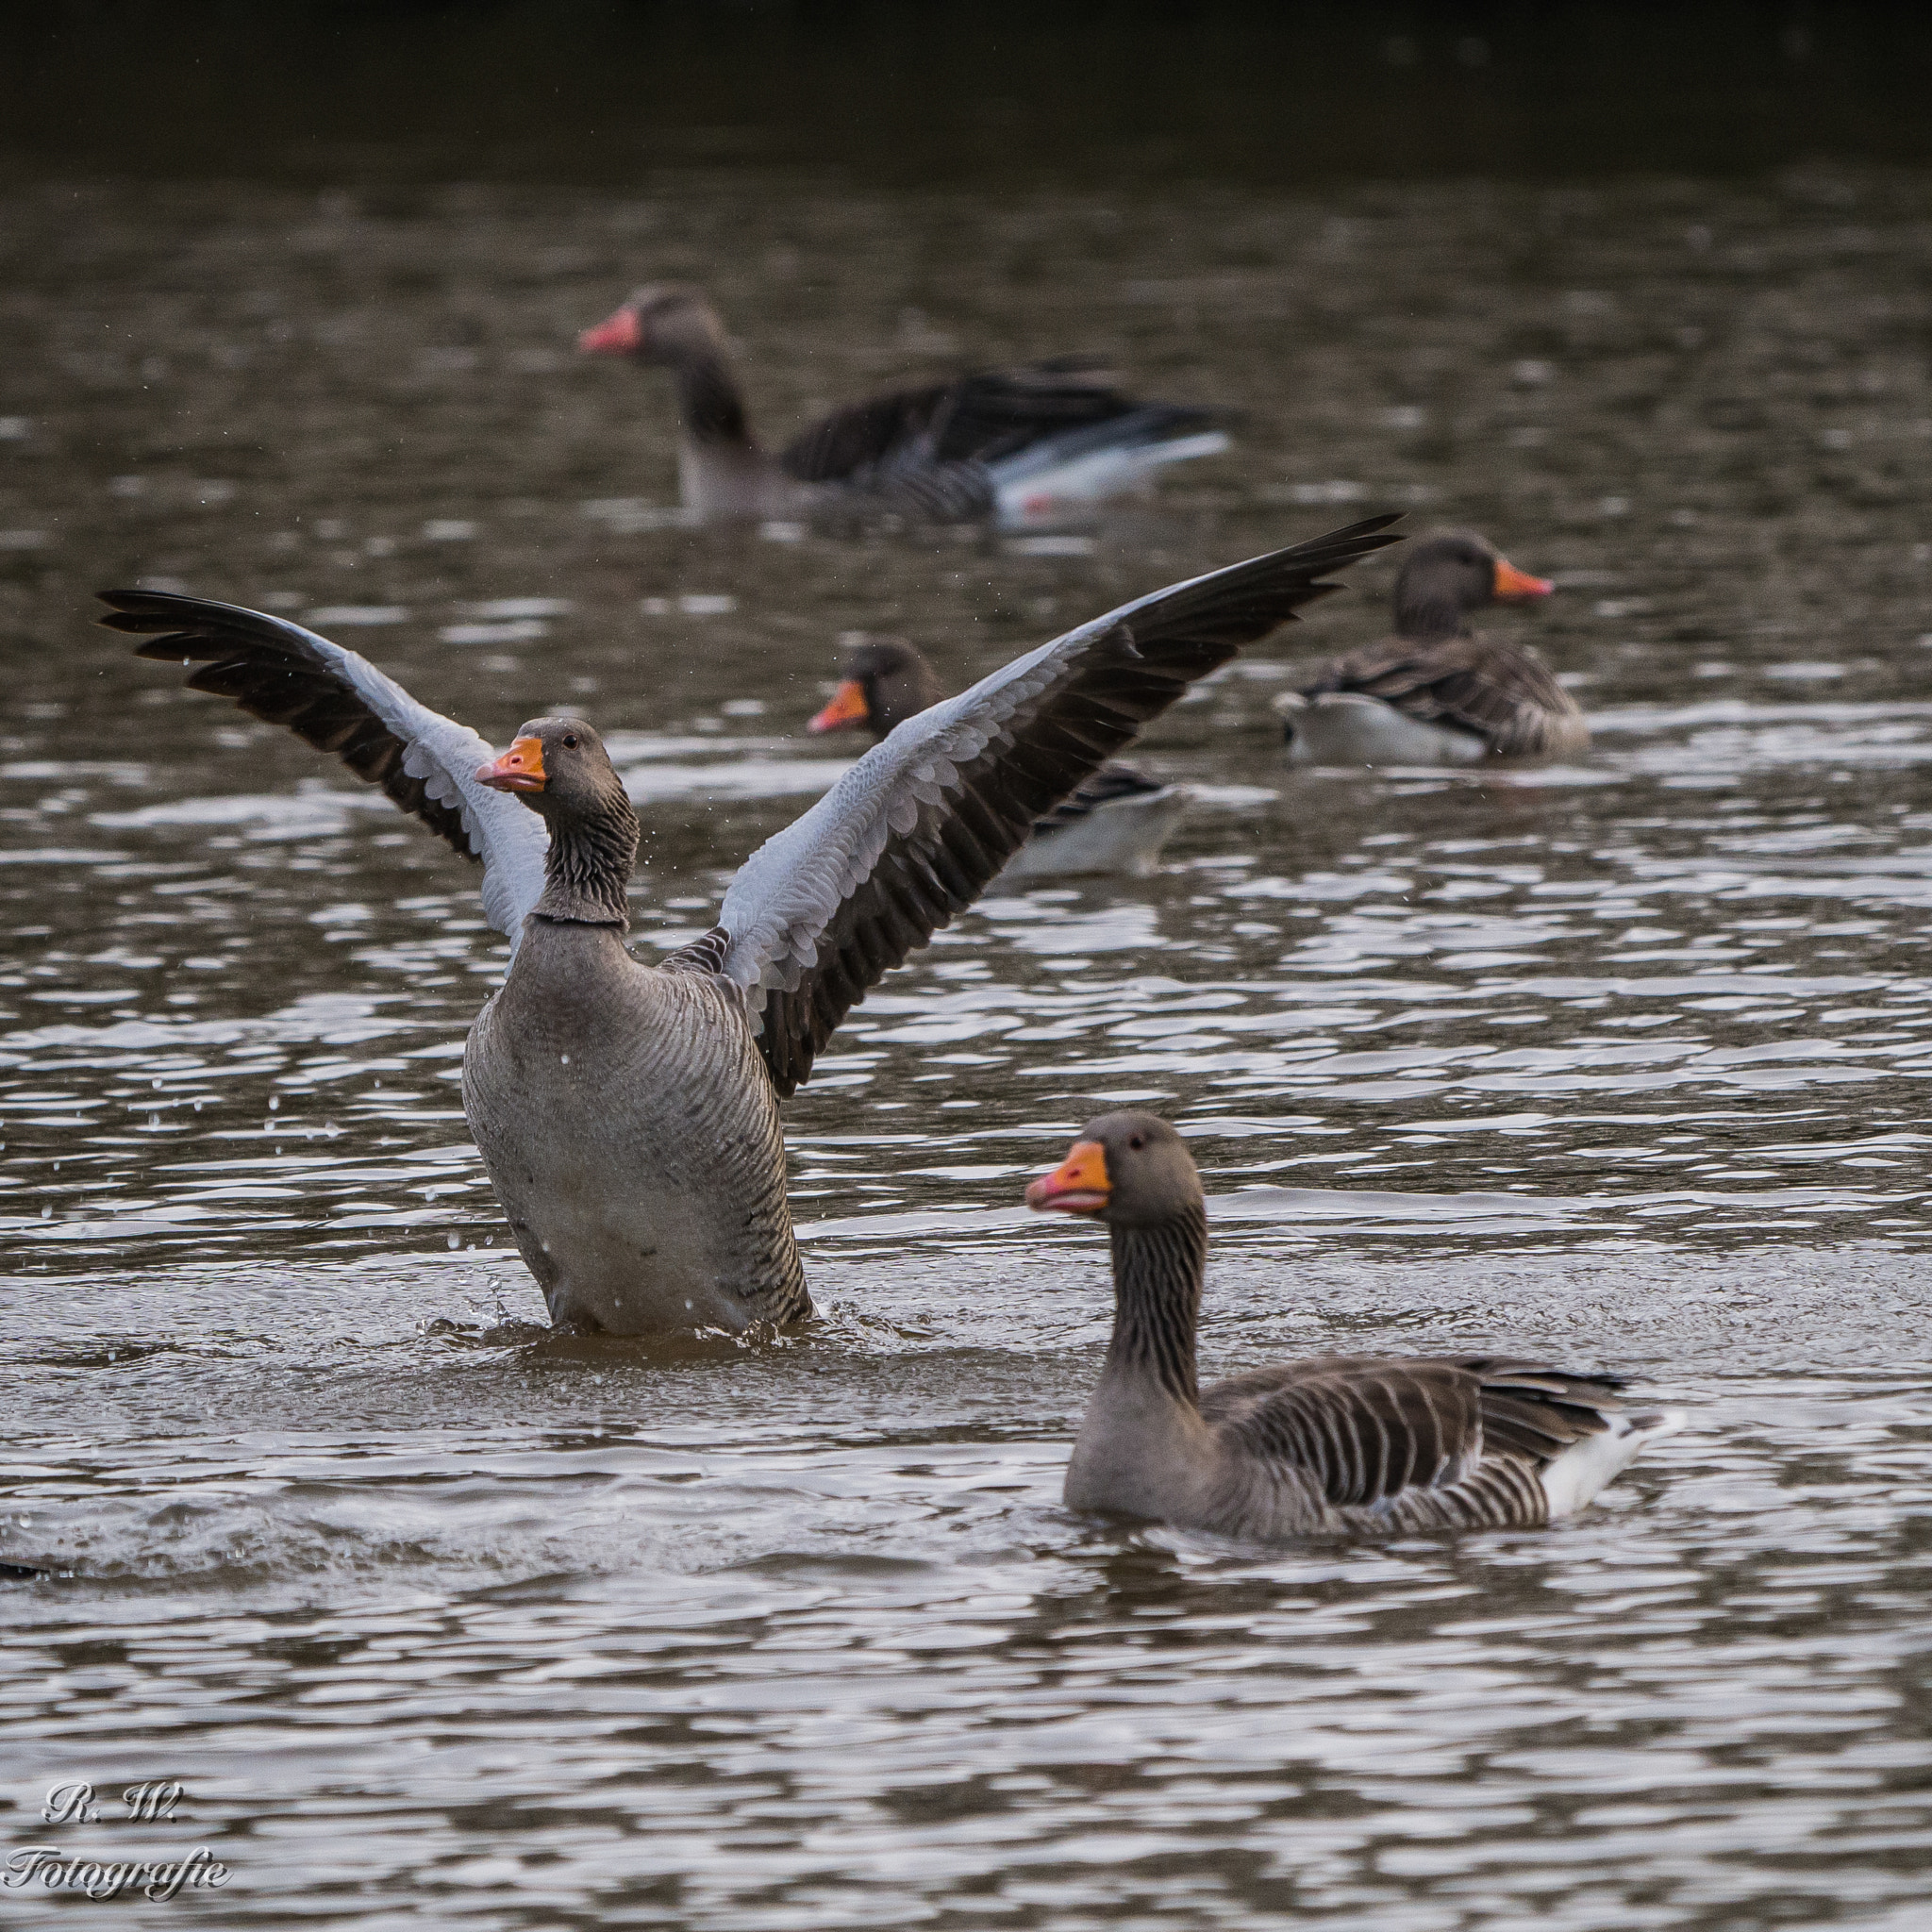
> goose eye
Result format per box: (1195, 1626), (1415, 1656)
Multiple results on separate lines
(562, 733), (580, 749)
(1128, 1133), (1145, 1150)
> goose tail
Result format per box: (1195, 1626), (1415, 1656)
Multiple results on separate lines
(1540, 1407), (1688, 1519)
(991, 405), (1231, 524)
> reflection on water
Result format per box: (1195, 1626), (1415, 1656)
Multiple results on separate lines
(3, 155), (1932, 1927)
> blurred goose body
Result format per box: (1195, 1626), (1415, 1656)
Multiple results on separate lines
(1028, 1113), (1681, 1538)
(578, 284), (1229, 525)
(1275, 528), (1582, 763)
(808, 638), (1188, 879)
(104, 516), (1395, 1336)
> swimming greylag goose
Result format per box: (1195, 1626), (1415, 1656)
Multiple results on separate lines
(101, 515), (1396, 1337)
(807, 639), (1188, 879)
(1274, 528), (1583, 763)
(1028, 1111), (1681, 1536)
(577, 284), (1230, 525)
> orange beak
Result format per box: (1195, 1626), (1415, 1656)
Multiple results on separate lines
(475, 736), (547, 792)
(578, 307), (642, 356)
(1492, 557), (1554, 601)
(808, 678), (872, 735)
(1025, 1140), (1111, 1215)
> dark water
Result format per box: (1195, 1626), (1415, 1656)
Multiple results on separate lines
(4, 152), (1932, 1927)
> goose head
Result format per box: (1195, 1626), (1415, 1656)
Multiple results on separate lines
(475, 716), (623, 816)
(1393, 529), (1553, 640)
(578, 284), (731, 366)
(1026, 1111), (1203, 1229)
(807, 639), (947, 741)
(477, 718), (640, 924)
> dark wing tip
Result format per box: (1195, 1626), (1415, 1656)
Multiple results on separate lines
(1293, 509), (1406, 558)
(96, 588), (175, 635)
(96, 587), (253, 644)
(1259, 512), (1406, 616)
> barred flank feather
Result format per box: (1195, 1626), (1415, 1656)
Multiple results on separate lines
(1058, 1113), (1675, 1541)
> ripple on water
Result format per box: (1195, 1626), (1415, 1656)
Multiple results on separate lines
(4, 162), (1932, 1927)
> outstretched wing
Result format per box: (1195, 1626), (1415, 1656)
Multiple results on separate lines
(99, 591), (549, 945)
(779, 358), (1213, 482)
(1299, 635), (1583, 756)
(711, 515), (1402, 1093)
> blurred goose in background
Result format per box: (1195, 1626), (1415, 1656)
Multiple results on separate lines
(807, 638), (1189, 879)
(1274, 528), (1583, 763)
(102, 514), (1395, 1338)
(1027, 1111), (1682, 1538)
(577, 283), (1231, 525)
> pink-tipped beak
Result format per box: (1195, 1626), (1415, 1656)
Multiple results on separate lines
(1025, 1141), (1112, 1215)
(475, 737), (547, 792)
(808, 679), (872, 735)
(1492, 557), (1555, 601)
(578, 307), (642, 356)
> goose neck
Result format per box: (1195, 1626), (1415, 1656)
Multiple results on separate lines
(1393, 592), (1473, 642)
(670, 347), (757, 452)
(534, 803), (640, 928)
(1105, 1207), (1208, 1409)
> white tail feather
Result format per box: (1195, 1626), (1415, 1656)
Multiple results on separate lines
(1541, 1409), (1687, 1519)
(1275, 691), (1491, 766)
(995, 430), (1230, 525)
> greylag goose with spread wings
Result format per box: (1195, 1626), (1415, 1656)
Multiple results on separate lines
(102, 515), (1395, 1336)
(1274, 528), (1584, 763)
(578, 284), (1230, 525)
(806, 638), (1187, 878)
(1028, 1112), (1682, 1538)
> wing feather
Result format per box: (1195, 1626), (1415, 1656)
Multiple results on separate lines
(1202, 1354), (1624, 1509)
(1297, 634), (1585, 756)
(99, 591), (549, 945)
(713, 515), (1402, 1093)
(777, 359), (1195, 483)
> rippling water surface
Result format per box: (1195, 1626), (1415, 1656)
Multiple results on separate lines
(4, 158), (1932, 1927)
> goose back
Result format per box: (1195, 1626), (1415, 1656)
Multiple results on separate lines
(1295, 634), (1588, 758)
(1198, 1354), (1631, 1538)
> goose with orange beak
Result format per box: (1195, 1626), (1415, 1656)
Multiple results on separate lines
(101, 514), (1398, 1336)
(576, 281), (1231, 525)
(1275, 528), (1583, 764)
(1027, 1111), (1684, 1539)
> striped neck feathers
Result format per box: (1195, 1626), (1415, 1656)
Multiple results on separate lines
(671, 350), (756, 452)
(534, 796), (640, 928)
(1393, 588), (1475, 642)
(1106, 1206), (1208, 1408)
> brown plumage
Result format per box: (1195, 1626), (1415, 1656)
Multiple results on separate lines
(578, 284), (1229, 523)
(102, 516), (1399, 1334)
(1278, 528), (1586, 762)
(1028, 1112), (1680, 1538)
